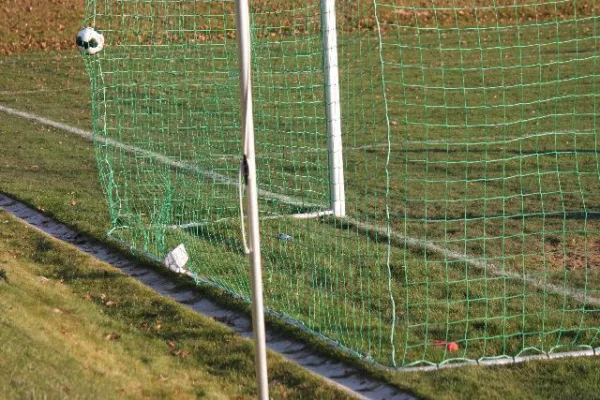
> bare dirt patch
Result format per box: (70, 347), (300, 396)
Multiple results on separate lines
(1, 0), (598, 55)
(0, 0), (83, 55)
(546, 238), (600, 270)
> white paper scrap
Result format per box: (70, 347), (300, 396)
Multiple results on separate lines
(164, 243), (189, 274)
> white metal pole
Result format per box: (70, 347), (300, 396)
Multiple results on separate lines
(321, 0), (346, 218)
(234, 1), (269, 399)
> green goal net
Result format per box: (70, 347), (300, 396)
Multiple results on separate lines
(82, 0), (600, 369)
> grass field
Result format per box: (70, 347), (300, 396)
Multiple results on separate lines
(0, 211), (357, 399)
(67, 6), (600, 368)
(2, 53), (600, 399)
(2, 0), (600, 398)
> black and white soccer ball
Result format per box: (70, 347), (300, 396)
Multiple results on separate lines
(76, 27), (104, 55)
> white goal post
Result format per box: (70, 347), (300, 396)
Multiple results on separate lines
(321, 0), (346, 218)
(235, 0), (269, 398)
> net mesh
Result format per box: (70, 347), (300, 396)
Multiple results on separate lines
(82, 0), (600, 368)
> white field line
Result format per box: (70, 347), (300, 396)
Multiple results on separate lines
(165, 210), (335, 230)
(0, 104), (324, 210)
(345, 219), (600, 307)
(0, 88), (77, 96)
(2, 103), (599, 307)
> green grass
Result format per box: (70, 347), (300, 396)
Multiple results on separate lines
(0, 44), (600, 398)
(3, 14), (600, 369)
(0, 211), (354, 399)
(71, 14), (600, 368)
(0, 0), (600, 398)
(1, 3), (600, 396)
(2, 103), (600, 400)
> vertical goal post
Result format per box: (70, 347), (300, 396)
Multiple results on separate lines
(322, 0), (346, 218)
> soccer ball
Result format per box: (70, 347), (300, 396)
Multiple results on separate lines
(76, 27), (104, 55)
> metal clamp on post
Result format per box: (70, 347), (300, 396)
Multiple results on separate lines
(238, 156), (251, 255)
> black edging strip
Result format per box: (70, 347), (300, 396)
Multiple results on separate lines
(0, 193), (415, 400)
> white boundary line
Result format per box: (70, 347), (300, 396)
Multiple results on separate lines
(0, 104), (325, 211)
(2, 104), (599, 308)
(0, 88), (78, 96)
(166, 209), (335, 230)
(341, 219), (600, 307)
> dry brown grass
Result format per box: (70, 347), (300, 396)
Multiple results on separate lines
(0, 0), (83, 54)
(1, 0), (598, 55)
